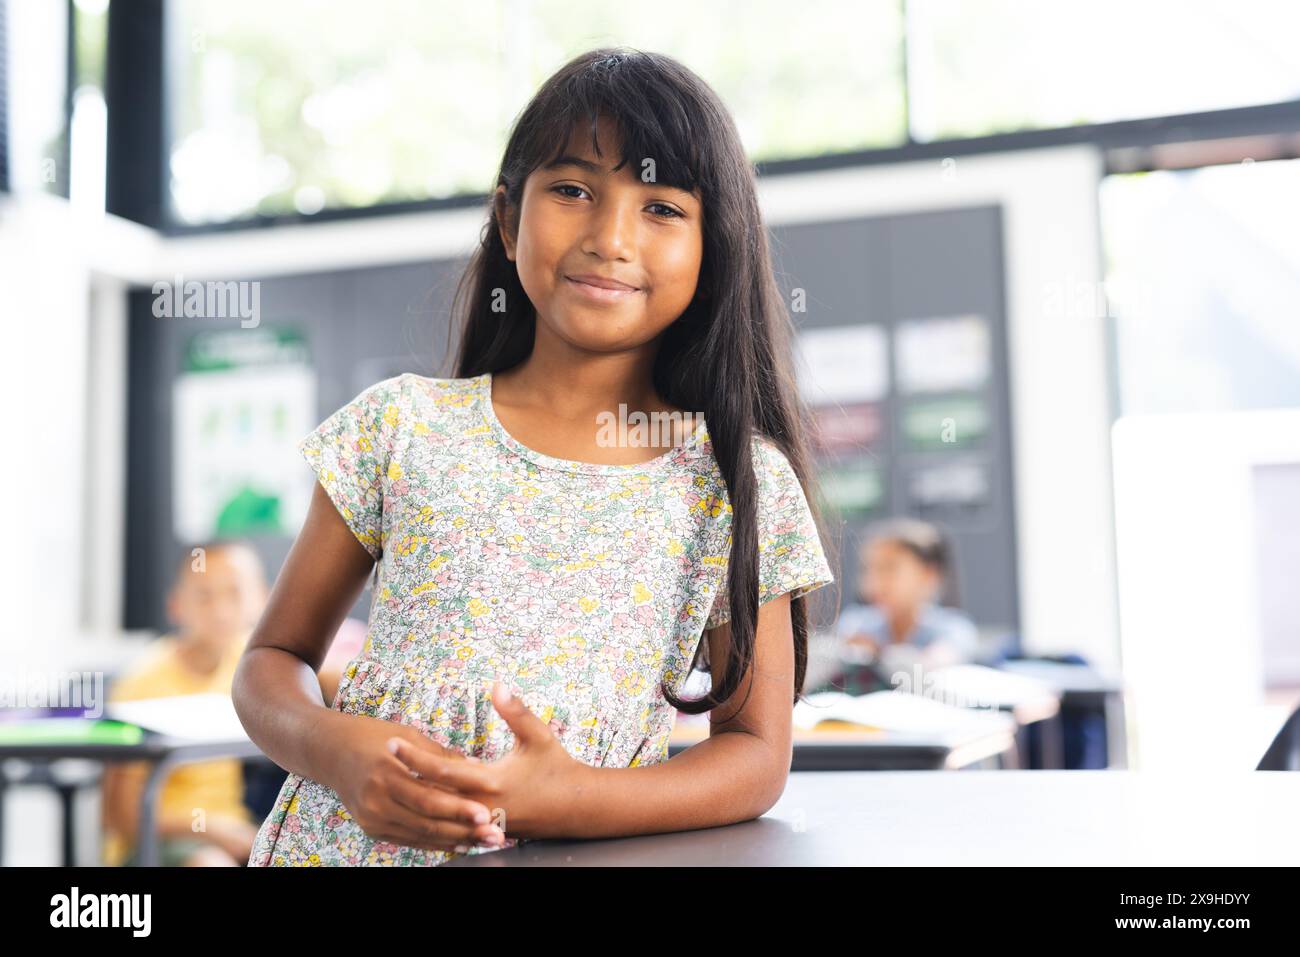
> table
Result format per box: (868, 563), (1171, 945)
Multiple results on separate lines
(924, 665), (1066, 768)
(668, 715), (1017, 771)
(449, 769), (1300, 866)
(998, 658), (1127, 767)
(0, 735), (265, 867)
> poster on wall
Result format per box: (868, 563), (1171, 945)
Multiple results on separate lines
(809, 402), (883, 460)
(795, 323), (890, 405)
(906, 459), (992, 512)
(901, 395), (990, 450)
(172, 328), (316, 543)
(895, 314), (991, 394)
(814, 456), (886, 519)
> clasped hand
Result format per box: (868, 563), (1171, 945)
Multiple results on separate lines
(328, 680), (585, 855)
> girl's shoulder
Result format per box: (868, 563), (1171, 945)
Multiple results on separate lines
(374, 371), (482, 405)
(694, 428), (790, 471)
(314, 372), (486, 463)
(689, 429), (808, 498)
(356, 371), (485, 425)
(393, 371), (488, 440)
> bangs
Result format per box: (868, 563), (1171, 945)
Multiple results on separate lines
(532, 60), (712, 198)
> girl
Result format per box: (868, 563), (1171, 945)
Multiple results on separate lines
(233, 47), (837, 866)
(835, 518), (978, 687)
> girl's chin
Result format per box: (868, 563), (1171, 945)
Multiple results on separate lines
(547, 311), (647, 340)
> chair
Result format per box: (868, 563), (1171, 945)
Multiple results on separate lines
(1256, 704), (1300, 771)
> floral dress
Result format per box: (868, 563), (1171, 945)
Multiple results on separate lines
(248, 371), (834, 865)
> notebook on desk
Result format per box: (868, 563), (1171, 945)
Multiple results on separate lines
(0, 718), (145, 746)
(793, 690), (1011, 736)
(105, 693), (250, 743)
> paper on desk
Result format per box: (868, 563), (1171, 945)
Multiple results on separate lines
(794, 690), (1010, 735)
(925, 664), (1057, 709)
(106, 693), (250, 742)
(997, 658), (1118, 693)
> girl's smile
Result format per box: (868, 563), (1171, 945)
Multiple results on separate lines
(563, 273), (644, 304)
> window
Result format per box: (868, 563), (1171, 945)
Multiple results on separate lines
(908, 0), (1300, 141)
(1101, 156), (1300, 415)
(165, 0), (906, 226)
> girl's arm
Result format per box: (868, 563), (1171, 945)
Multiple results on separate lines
(230, 480), (377, 784)
(100, 761), (233, 844)
(546, 592), (800, 840)
(234, 481), (504, 852)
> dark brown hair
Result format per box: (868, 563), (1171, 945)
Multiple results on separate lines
(445, 47), (838, 714)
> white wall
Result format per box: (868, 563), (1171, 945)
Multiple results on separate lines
(0, 194), (90, 665)
(1113, 410), (1300, 770)
(0, 193), (157, 666)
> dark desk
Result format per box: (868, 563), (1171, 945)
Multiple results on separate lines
(668, 717), (1017, 771)
(450, 769), (1300, 866)
(0, 735), (265, 867)
(998, 659), (1127, 767)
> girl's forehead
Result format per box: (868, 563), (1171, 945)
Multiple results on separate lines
(537, 117), (701, 197)
(547, 115), (624, 162)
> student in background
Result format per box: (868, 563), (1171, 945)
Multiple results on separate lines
(835, 518), (978, 685)
(101, 540), (271, 866)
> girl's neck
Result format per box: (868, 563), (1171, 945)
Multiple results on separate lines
(494, 353), (686, 421)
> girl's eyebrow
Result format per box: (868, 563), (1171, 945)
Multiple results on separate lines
(542, 155), (608, 174)
(542, 155), (698, 199)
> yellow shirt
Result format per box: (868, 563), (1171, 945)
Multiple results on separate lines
(102, 631), (255, 866)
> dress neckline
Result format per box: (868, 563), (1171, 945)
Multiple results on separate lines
(475, 371), (707, 475)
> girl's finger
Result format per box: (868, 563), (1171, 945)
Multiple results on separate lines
(388, 734), (474, 763)
(387, 775), (506, 849)
(388, 770), (494, 827)
(390, 738), (495, 792)
(376, 795), (493, 852)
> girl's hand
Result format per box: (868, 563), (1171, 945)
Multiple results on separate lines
(842, 633), (880, 662)
(388, 681), (589, 842)
(322, 712), (507, 853)
(204, 816), (261, 864)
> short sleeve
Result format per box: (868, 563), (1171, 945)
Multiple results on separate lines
(705, 439), (835, 629)
(299, 374), (408, 561)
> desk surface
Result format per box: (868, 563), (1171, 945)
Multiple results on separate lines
(0, 736), (265, 763)
(669, 717), (1016, 770)
(449, 770), (1300, 866)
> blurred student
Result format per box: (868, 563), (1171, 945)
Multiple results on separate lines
(835, 518), (979, 681)
(101, 540), (270, 866)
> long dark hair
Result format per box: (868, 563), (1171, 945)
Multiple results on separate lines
(445, 46), (837, 715)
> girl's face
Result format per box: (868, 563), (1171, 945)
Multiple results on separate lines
(167, 546), (267, 649)
(497, 115), (704, 354)
(861, 539), (941, 616)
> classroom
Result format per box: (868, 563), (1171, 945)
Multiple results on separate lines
(1, 0), (1298, 888)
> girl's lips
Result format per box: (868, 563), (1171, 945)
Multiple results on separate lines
(564, 276), (642, 303)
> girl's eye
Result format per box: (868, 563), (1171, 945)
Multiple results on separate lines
(550, 185), (682, 220)
(647, 203), (683, 220)
(551, 183), (589, 200)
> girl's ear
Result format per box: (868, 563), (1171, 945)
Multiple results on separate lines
(494, 186), (517, 261)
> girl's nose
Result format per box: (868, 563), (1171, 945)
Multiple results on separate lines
(581, 199), (638, 261)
